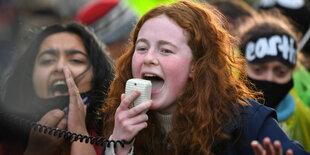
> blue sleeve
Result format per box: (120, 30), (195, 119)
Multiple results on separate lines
(257, 116), (308, 154)
(242, 100), (309, 154)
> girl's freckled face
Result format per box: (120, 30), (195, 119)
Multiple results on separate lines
(132, 15), (193, 114)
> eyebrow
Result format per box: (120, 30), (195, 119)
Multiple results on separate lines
(37, 49), (88, 58)
(136, 38), (148, 45)
(136, 38), (177, 49)
(65, 49), (88, 57)
(37, 49), (58, 58)
(158, 40), (177, 49)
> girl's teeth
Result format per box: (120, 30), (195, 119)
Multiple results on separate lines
(144, 73), (156, 77)
(53, 80), (66, 87)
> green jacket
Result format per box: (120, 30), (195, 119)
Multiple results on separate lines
(278, 89), (310, 152)
(293, 64), (310, 108)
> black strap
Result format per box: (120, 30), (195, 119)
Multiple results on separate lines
(0, 112), (131, 148)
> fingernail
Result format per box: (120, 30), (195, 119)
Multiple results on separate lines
(251, 141), (258, 145)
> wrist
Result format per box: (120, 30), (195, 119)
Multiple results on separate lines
(121, 137), (135, 146)
(70, 126), (89, 136)
(111, 135), (135, 147)
(109, 135), (134, 154)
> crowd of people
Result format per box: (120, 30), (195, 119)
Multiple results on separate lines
(0, 0), (310, 154)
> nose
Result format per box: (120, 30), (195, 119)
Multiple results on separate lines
(143, 49), (159, 65)
(55, 57), (66, 72)
(265, 70), (274, 82)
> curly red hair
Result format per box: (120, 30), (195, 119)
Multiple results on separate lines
(103, 1), (258, 154)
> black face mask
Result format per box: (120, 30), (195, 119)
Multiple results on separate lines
(247, 77), (293, 109)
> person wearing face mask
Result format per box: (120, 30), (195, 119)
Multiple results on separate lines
(0, 22), (114, 155)
(238, 10), (310, 151)
(257, 0), (310, 109)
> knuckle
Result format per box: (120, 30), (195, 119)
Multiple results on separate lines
(132, 107), (139, 114)
(143, 104), (149, 110)
(115, 114), (122, 121)
(122, 98), (131, 105)
(52, 109), (64, 119)
(120, 120), (128, 129)
(118, 116), (126, 123)
(127, 126), (135, 134)
(116, 114), (127, 124)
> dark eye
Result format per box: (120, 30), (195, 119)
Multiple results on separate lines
(39, 59), (55, 66)
(274, 69), (290, 78)
(161, 49), (173, 53)
(252, 67), (265, 75)
(137, 47), (148, 51)
(70, 59), (85, 64)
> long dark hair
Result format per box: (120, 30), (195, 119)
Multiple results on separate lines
(1, 22), (114, 131)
